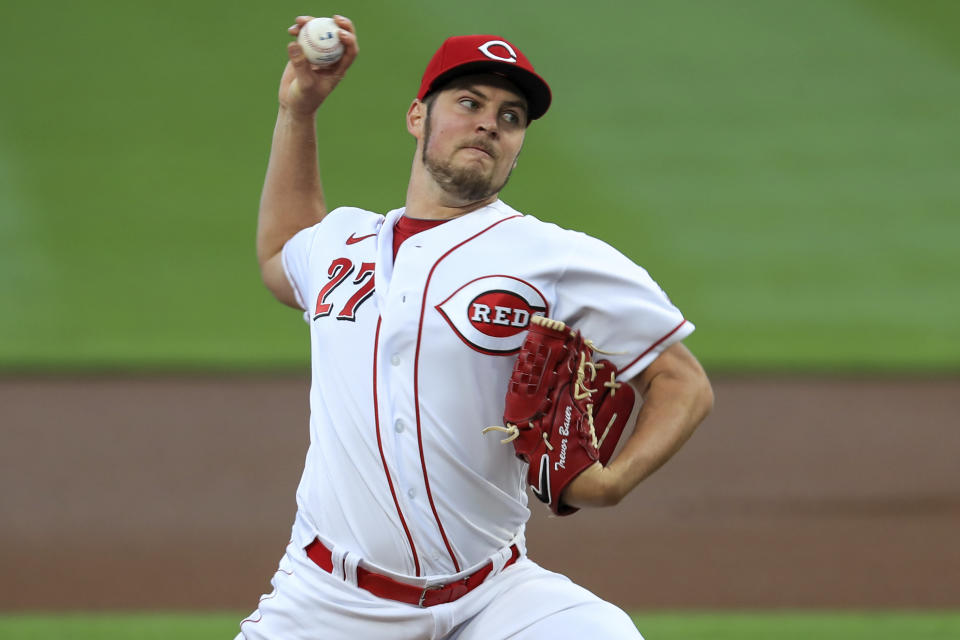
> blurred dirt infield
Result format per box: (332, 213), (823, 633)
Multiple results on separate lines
(2, 376), (957, 611)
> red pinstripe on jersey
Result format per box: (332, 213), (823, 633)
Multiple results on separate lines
(616, 319), (689, 376)
(372, 315), (422, 575)
(412, 214), (523, 572)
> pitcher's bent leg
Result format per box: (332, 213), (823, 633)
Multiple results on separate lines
(450, 559), (642, 639)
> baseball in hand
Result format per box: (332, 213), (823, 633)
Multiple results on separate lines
(297, 17), (344, 67)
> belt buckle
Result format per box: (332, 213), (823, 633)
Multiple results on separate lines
(418, 583), (445, 607)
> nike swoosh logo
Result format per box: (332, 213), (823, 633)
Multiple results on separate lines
(530, 454), (551, 505)
(346, 232), (377, 245)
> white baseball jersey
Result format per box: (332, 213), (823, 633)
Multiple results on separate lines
(280, 199), (693, 580)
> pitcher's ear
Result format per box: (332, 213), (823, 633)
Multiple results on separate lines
(407, 99), (426, 138)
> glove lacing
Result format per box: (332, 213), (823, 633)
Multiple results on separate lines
(483, 348), (623, 452)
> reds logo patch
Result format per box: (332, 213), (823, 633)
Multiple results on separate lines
(477, 40), (518, 63)
(436, 275), (548, 355)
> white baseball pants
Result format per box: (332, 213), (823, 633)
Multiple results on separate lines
(236, 542), (642, 639)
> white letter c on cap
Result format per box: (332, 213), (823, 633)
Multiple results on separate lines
(477, 40), (517, 63)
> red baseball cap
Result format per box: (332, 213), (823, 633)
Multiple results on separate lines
(417, 35), (552, 121)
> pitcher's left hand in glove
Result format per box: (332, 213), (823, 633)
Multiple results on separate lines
(484, 315), (636, 515)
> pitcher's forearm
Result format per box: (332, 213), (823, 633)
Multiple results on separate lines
(565, 343), (713, 508)
(257, 107), (326, 267)
(608, 363), (713, 496)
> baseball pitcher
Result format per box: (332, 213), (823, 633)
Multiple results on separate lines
(237, 15), (714, 639)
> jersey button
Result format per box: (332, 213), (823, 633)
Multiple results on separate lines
(394, 420), (405, 433)
(407, 488), (416, 499)
(391, 354), (401, 366)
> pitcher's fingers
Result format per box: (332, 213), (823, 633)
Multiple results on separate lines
(334, 30), (359, 69)
(287, 40), (317, 83)
(338, 28), (358, 55)
(332, 15), (355, 34)
(287, 16), (314, 36)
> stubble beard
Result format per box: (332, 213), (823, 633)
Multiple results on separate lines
(421, 112), (513, 203)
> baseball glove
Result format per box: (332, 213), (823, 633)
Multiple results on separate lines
(483, 315), (636, 515)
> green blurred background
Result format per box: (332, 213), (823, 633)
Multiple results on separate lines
(1, 0), (958, 373)
(2, 4), (958, 636)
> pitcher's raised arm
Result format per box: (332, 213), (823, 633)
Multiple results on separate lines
(257, 15), (358, 307)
